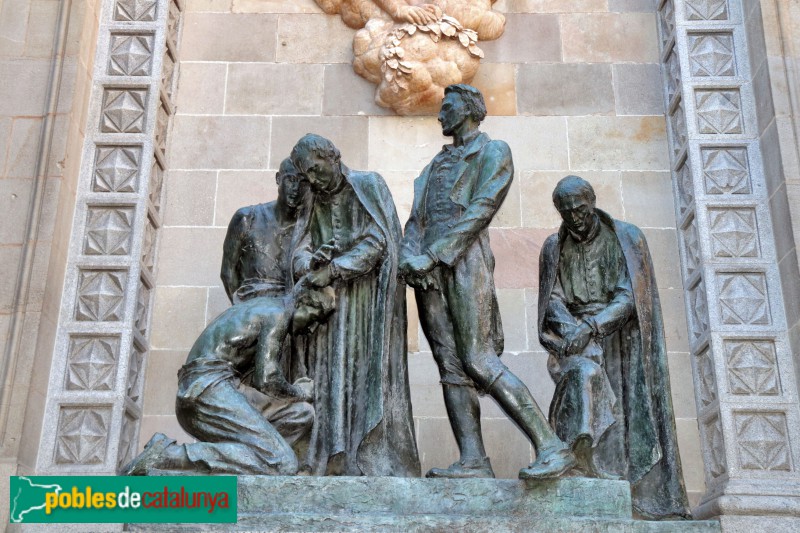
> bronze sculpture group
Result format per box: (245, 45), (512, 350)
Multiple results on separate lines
(122, 85), (691, 520)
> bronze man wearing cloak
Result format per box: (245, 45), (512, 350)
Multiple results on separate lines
(291, 133), (420, 477)
(538, 175), (691, 519)
(399, 84), (575, 480)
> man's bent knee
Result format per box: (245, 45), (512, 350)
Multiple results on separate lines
(462, 351), (506, 390)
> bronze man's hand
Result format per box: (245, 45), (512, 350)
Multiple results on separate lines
(405, 272), (440, 292)
(293, 377), (314, 403)
(310, 242), (335, 270)
(399, 253), (435, 277)
(562, 320), (593, 356)
(302, 264), (335, 289)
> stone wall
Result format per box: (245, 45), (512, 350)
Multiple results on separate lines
(759, 0), (800, 399)
(142, 0), (706, 504)
(0, 0), (100, 515)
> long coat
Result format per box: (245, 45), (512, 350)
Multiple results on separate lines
(538, 210), (691, 519)
(295, 167), (420, 477)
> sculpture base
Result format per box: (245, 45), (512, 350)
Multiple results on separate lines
(129, 476), (721, 532)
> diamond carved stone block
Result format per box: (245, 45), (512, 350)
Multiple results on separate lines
(65, 336), (120, 391)
(117, 412), (138, 468)
(717, 273), (770, 326)
(115, 0), (157, 21)
(142, 216), (157, 272)
(150, 159), (164, 212)
(682, 217), (701, 278)
(708, 208), (760, 258)
(84, 206), (135, 256)
(702, 413), (727, 478)
(670, 99), (687, 153)
(155, 103), (169, 155)
(689, 280), (709, 342)
(93, 146), (141, 193)
(75, 270), (128, 322)
(701, 146), (751, 194)
(108, 34), (154, 76)
(675, 158), (694, 214)
(734, 412), (792, 471)
(101, 89), (147, 134)
(688, 33), (735, 77)
(659, 0), (676, 45)
(724, 340), (780, 396)
(166, 0), (182, 51)
(666, 47), (681, 103)
(127, 343), (146, 403)
(135, 280), (151, 336)
(161, 50), (176, 100)
(54, 406), (112, 465)
(686, 0), (728, 21)
(695, 90), (743, 134)
(697, 347), (717, 408)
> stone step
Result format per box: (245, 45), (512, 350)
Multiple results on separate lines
(236, 476), (632, 519)
(128, 476), (722, 532)
(132, 512), (721, 532)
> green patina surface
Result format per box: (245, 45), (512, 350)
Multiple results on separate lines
(130, 476), (721, 532)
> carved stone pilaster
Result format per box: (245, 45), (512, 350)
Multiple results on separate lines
(658, 0), (800, 520)
(36, 0), (184, 474)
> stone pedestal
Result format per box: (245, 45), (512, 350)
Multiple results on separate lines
(130, 476), (721, 532)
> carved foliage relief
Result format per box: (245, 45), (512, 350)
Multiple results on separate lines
(316, 0), (505, 114)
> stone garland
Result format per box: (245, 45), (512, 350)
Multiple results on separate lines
(36, 0), (183, 474)
(657, 0), (800, 518)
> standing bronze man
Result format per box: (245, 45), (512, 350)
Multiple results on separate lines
(538, 175), (690, 519)
(399, 84), (575, 479)
(291, 133), (420, 477)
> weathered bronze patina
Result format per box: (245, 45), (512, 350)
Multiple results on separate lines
(120, 160), (317, 476)
(399, 84), (575, 480)
(538, 175), (691, 519)
(291, 133), (420, 477)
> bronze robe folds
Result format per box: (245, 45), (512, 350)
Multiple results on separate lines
(295, 168), (420, 477)
(538, 210), (690, 519)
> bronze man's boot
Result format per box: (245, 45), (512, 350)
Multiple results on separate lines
(487, 371), (577, 480)
(426, 384), (495, 479)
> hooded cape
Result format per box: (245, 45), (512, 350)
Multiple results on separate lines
(538, 209), (690, 519)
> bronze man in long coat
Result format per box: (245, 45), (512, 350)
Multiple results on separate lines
(292, 134), (420, 477)
(539, 175), (690, 519)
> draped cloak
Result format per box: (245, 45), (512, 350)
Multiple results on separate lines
(538, 210), (690, 519)
(294, 167), (420, 477)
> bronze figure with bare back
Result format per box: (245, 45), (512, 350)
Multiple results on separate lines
(120, 159), (323, 476)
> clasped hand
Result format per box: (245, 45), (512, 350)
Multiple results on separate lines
(297, 242), (337, 289)
(399, 254), (438, 290)
(293, 377), (314, 403)
(560, 321), (593, 358)
(399, 253), (435, 276)
(298, 264), (334, 289)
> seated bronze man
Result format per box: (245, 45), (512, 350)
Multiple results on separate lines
(538, 175), (690, 519)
